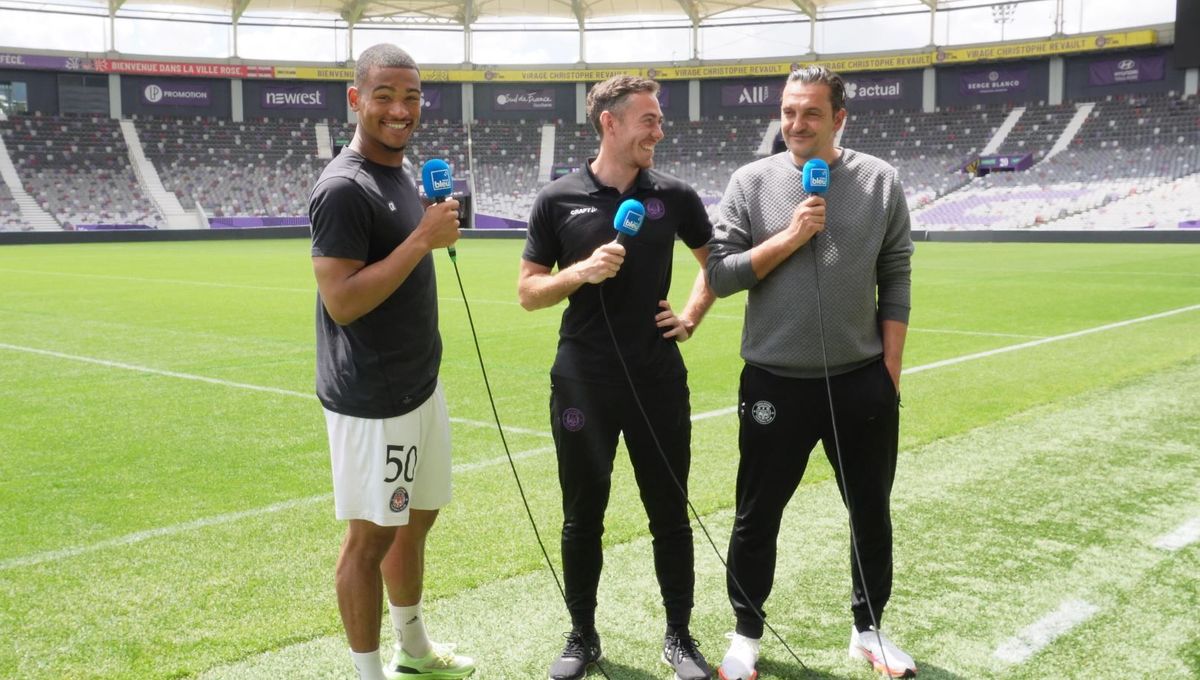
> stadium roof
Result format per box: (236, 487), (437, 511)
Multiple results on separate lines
(113, 0), (934, 26)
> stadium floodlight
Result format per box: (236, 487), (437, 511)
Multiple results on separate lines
(991, 2), (1017, 41)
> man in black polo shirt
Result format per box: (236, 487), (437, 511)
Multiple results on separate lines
(518, 75), (716, 680)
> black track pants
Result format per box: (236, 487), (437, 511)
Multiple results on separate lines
(550, 375), (695, 631)
(726, 360), (899, 638)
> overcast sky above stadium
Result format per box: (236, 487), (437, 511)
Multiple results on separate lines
(0, 0), (1177, 64)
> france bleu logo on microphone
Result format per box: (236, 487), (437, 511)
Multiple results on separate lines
(430, 168), (452, 193)
(802, 158), (830, 194)
(808, 168), (828, 188)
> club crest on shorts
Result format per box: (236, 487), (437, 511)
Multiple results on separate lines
(562, 407), (585, 432)
(390, 486), (410, 513)
(751, 400), (776, 425)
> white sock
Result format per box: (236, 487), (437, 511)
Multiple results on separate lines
(349, 649), (387, 680)
(390, 601), (432, 658)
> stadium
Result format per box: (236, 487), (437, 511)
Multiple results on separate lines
(1, 0), (1198, 678)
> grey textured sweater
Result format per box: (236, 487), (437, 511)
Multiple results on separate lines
(706, 149), (913, 378)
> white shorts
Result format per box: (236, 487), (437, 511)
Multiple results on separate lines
(323, 383), (453, 526)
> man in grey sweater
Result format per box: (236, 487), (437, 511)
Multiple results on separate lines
(706, 66), (916, 679)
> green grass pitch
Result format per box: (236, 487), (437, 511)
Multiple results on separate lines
(0, 239), (1198, 679)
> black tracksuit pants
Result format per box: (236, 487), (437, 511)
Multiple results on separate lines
(550, 375), (695, 631)
(727, 359), (900, 638)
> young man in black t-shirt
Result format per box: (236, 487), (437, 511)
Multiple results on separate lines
(518, 75), (717, 680)
(309, 43), (474, 680)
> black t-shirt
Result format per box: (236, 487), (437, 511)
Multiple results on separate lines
(523, 161), (713, 385)
(309, 149), (440, 418)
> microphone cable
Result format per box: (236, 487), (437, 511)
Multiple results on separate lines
(446, 252), (614, 680)
(596, 283), (812, 675)
(808, 235), (892, 678)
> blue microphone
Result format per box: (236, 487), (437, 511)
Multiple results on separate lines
(612, 198), (645, 246)
(420, 158), (456, 260)
(802, 158), (830, 195)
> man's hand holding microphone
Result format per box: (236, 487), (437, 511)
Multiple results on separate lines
(749, 158), (830, 280)
(573, 197), (644, 285)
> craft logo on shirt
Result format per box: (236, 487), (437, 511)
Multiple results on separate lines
(387, 201), (396, 211)
(569, 206), (597, 217)
(644, 197), (665, 220)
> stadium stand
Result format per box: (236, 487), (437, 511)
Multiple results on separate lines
(0, 179), (19, 229)
(652, 116), (767, 215)
(409, 118), (468, 167)
(997, 103), (1077, 158)
(1045, 165), (1200, 229)
(133, 115), (324, 217)
(0, 113), (160, 228)
(468, 119), (543, 220)
(553, 122), (597, 166)
(912, 93), (1200, 230)
(0, 90), (1193, 232)
(840, 105), (1001, 208)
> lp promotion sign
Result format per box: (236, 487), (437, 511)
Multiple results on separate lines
(141, 81), (211, 106)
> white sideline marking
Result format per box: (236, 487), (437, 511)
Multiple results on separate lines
(908, 327), (1044, 339)
(693, 406), (737, 421)
(0, 343), (551, 439)
(704, 311), (1042, 338)
(688, 303), (1200, 421)
(993, 599), (1100, 664)
(0, 444), (560, 572)
(903, 304), (1200, 376)
(3, 303), (1197, 568)
(1153, 517), (1200, 551)
(0, 494), (331, 571)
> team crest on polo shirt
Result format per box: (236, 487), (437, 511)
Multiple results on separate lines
(562, 407), (585, 432)
(390, 486), (410, 512)
(645, 197), (665, 220)
(751, 400), (776, 425)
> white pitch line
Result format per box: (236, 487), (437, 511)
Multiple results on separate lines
(4, 303), (1197, 569)
(0, 444), (561, 572)
(1153, 516), (1200, 551)
(0, 342), (551, 439)
(452, 445), (556, 473)
(704, 313), (1045, 339)
(993, 599), (1100, 664)
(9, 302), (1197, 434)
(687, 303), (1200, 421)
(903, 304), (1200, 376)
(693, 406), (737, 421)
(908, 327), (1045, 339)
(0, 494), (332, 571)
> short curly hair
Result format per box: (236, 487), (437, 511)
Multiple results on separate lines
(355, 44), (419, 88)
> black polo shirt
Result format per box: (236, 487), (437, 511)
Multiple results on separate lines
(310, 149), (440, 418)
(523, 160), (712, 385)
